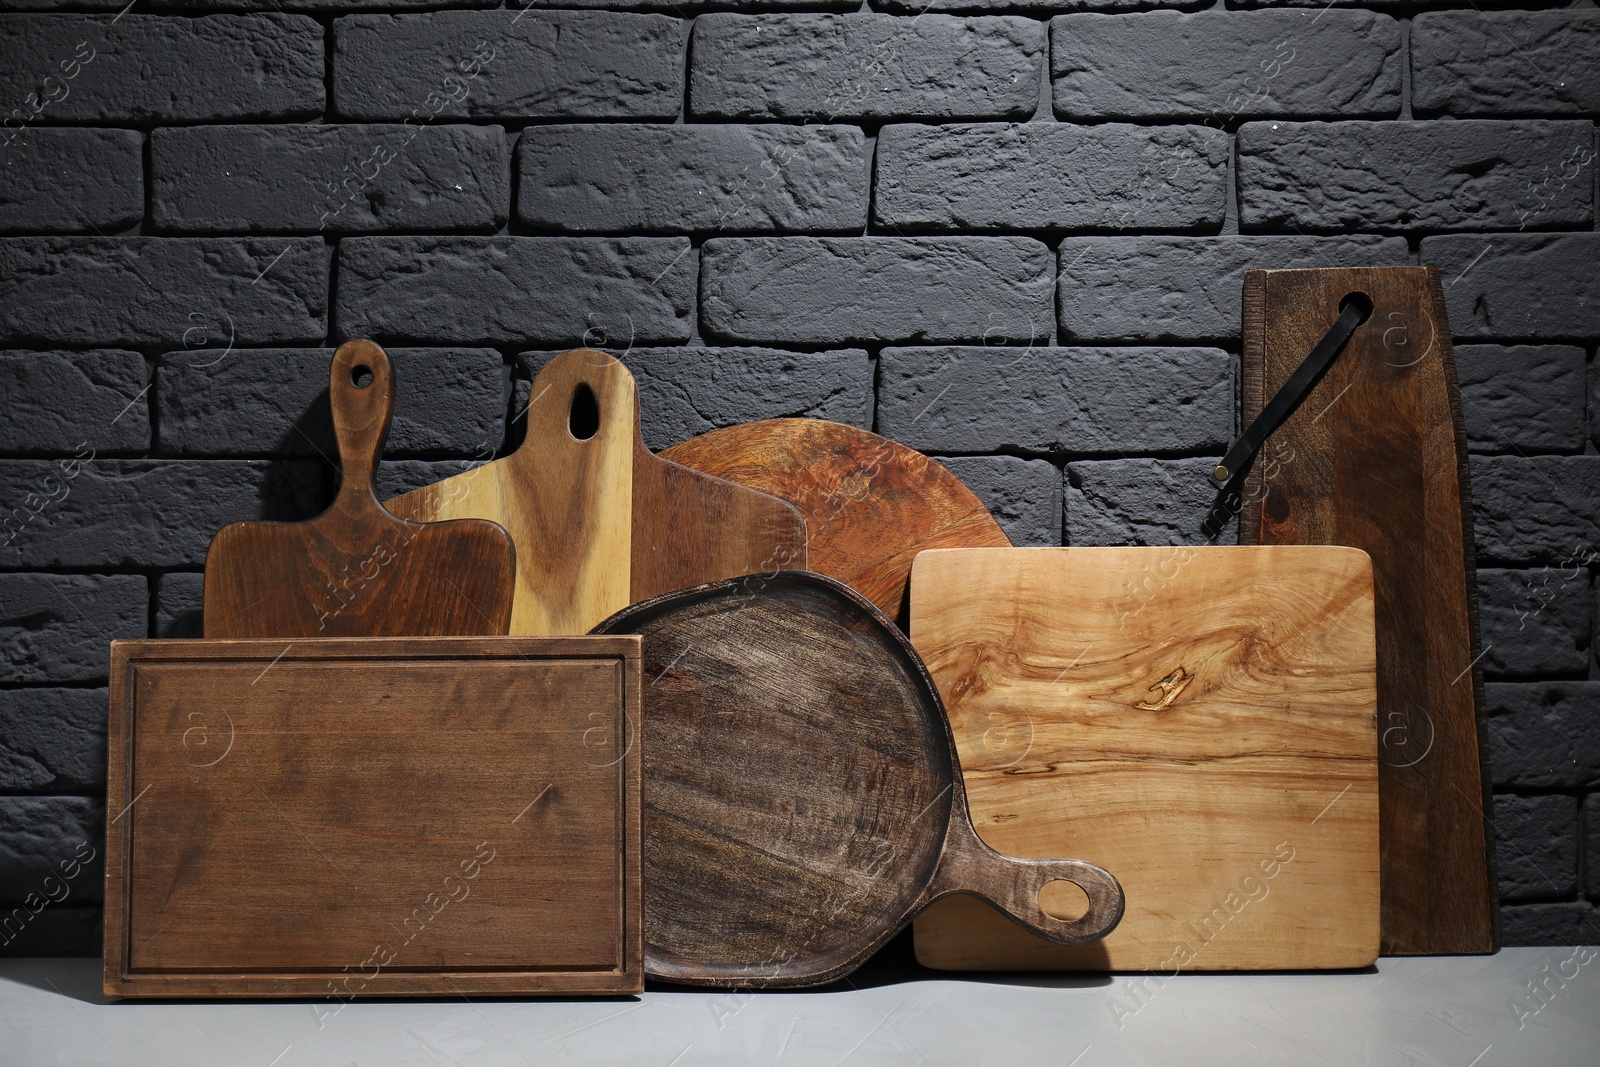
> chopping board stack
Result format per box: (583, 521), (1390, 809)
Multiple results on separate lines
(102, 264), (1496, 1000)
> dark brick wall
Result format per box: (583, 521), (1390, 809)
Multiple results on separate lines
(0, 1), (1595, 955)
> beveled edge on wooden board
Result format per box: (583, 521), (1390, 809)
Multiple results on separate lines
(906, 545), (1381, 972)
(1238, 265), (1499, 956)
(102, 636), (644, 999)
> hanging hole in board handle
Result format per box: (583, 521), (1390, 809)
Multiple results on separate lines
(1040, 878), (1091, 922)
(350, 364), (374, 389)
(1340, 291), (1374, 325)
(569, 382), (600, 441)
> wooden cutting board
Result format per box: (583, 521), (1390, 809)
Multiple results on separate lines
(910, 546), (1379, 972)
(1238, 266), (1498, 956)
(388, 350), (807, 635)
(592, 571), (1123, 988)
(203, 340), (515, 638)
(104, 636), (642, 997)
(661, 419), (1009, 626)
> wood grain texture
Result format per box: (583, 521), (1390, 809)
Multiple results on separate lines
(1238, 266), (1498, 957)
(388, 350), (806, 635)
(387, 348), (634, 635)
(203, 340), (515, 638)
(103, 636), (642, 998)
(591, 571), (1123, 989)
(661, 419), (1007, 626)
(909, 547), (1379, 972)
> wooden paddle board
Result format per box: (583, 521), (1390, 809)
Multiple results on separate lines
(592, 572), (1122, 988)
(911, 546), (1379, 972)
(104, 636), (642, 997)
(661, 418), (1008, 626)
(1238, 265), (1497, 956)
(203, 340), (515, 638)
(388, 350), (806, 635)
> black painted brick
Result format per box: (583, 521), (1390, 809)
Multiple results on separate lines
(0, 14), (324, 124)
(0, 460), (325, 568)
(0, 905), (99, 957)
(332, 11), (684, 121)
(0, 128), (142, 234)
(1422, 234), (1600, 342)
(0, 237), (329, 346)
(0, 796), (103, 906)
(690, 13), (1042, 122)
(1498, 903), (1599, 947)
(375, 458), (487, 503)
(151, 124), (509, 235)
(1238, 120), (1594, 233)
(875, 123), (1227, 233)
(1058, 235), (1410, 343)
(0, 688), (106, 793)
(517, 124), (868, 235)
(1050, 11), (1401, 122)
(0, 350), (149, 455)
(154, 572), (203, 640)
(1470, 456), (1600, 565)
(1494, 794), (1578, 901)
(1413, 11), (1600, 117)
(877, 346), (1232, 456)
(336, 237), (695, 346)
(936, 456), (1061, 548)
(1066, 457), (1236, 547)
(157, 348), (507, 457)
(1477, 568), (1592, 678)
(1455, 345), (1588, 455)
(700, 237), (1052, 346)
(1487, 682), (1600, 789)
(0, 573), (145, 683)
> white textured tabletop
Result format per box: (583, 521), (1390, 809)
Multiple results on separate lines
(3, 946), (1595, 1066)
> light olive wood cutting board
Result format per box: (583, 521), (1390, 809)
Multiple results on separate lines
(387, 349), (805, 635)
(910, 546), (1380, 972)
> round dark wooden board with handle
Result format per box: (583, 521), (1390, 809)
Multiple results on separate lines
(591, 571), (1124, 988)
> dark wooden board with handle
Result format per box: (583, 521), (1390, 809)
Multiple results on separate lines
(1238, 265), (1497, 956)
(203, 340), (515, 638)
(104, 636), (642, 998)
(388, 350), (807, 634)
(661, 419), (1009, 626)
(591, 571), (1123, 988)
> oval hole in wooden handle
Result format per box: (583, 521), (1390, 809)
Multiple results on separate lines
(1040, 878), (1090, 922)
(570, 382), (600, 441)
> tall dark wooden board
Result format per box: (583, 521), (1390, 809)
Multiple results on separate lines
(592, 572), (1123, 988)
(1238, 265), (1497, 956)
(203, 340), (515, 638)
(104, 636), (643, 997)
(662, 419), (1009, 627)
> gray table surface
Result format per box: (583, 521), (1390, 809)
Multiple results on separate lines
(3, 946), (1596, 1066)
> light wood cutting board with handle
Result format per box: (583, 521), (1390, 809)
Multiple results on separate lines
(911, 546), (1379, 972)
(1238, 266), (1497, 957)
(387, 349), (806, 635)
(202, 340), (515, 638)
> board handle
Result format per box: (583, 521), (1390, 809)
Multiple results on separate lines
(925, 809), (1125, 946)
(329, 339), (394, 511)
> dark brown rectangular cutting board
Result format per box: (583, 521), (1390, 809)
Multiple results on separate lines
(1238, 265), (1497, 957)
(103, 636), (642, 997)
